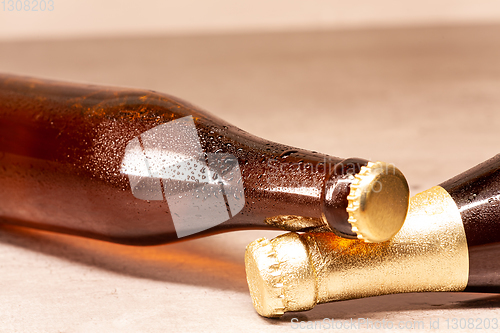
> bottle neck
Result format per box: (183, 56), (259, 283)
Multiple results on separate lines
(191, 113), (369, 234)
(215, 146), (341, 230)
(216, 141), (368, 237)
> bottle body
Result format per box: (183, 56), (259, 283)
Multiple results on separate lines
(440, 154), (500, 292)
(0, 74), (382, 244)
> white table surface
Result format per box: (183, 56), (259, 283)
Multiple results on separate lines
(1, 24), (500, 332)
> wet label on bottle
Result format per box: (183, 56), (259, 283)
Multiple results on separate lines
(120, 116), (245, 238)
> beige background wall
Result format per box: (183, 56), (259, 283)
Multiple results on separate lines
(1, 0), (500, 41)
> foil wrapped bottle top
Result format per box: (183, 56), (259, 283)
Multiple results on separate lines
(245, 187), (469, 318)
(244, 233), (316, 318)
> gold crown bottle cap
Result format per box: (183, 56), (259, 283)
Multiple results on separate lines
(244, 233), (316, 317)
(347, 161), (409, 243)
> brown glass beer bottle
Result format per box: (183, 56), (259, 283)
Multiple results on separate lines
(0, 74), (409, 245)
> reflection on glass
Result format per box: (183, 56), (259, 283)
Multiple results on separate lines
(121, 116), (245, 238)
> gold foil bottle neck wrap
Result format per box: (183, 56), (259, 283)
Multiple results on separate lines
(245, 186), (469, 317)
(346, 161), (410, 242)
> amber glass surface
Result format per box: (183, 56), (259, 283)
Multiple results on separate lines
(441, 154), (500, 292)
(0, 74), (365, 244)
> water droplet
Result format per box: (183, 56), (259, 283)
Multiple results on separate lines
(280, 150), (298, 158)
